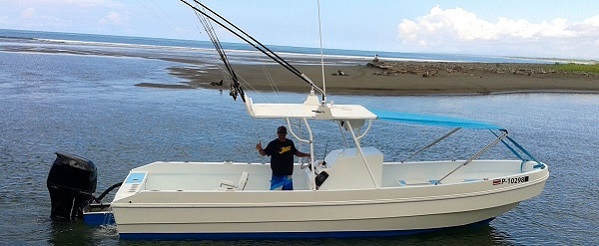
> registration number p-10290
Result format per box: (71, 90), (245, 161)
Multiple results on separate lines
(492, 176), (529, 185)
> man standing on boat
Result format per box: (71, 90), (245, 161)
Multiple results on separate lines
(256, 126), (310, 190)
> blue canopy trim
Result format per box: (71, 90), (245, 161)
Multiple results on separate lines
(370, 109), (504, 130)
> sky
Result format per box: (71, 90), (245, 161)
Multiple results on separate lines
(1, 0), (599, 60)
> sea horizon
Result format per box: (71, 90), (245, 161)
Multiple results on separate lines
(3, 28), (590, 65)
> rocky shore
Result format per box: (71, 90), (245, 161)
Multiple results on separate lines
(367, 61), (598, 78)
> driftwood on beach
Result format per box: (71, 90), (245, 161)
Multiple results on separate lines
(366, 61), (585, 78)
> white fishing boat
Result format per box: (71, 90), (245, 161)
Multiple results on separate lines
(108, 91), (548, 240)
(46, 1), (548, 240)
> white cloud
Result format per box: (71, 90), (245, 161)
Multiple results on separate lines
(4, 0), (128, 32)
(99, 11), (128, 26)
(16, 6), (70, 28)
(569, 15), (599, 37)
(21, 0), (121, 8)
(398, 6), (599, 59)
(21, 7), (35, 19)
(0, 15), (8, 25)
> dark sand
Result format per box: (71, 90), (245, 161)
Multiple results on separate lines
(152, 60), (599, 96)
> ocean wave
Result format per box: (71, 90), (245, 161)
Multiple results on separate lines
(33, 37), (215, 53)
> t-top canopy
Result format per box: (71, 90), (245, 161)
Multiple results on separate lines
(371, 109), (503, 130)
(244, 94), (377, 120)
(243, 94), (500, 129)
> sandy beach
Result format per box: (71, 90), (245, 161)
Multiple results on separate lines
(163, 59), (599, 96)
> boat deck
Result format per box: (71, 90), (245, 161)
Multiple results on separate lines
(119, 159), (540, 194)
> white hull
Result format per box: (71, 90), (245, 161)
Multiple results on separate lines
(111, 158), (548, 239)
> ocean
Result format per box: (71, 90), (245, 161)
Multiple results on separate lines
(1, 29), (598, 245)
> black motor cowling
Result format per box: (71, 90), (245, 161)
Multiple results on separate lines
(47, 152), (97, 220)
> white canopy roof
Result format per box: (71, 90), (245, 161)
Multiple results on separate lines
(244, 94), (377, 120)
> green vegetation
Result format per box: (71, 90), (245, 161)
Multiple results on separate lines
(550, 63), (599, 74)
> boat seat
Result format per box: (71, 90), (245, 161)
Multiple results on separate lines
(219, 171), (249, 191)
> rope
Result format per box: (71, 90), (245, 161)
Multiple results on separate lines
(262, 65), (283, 103)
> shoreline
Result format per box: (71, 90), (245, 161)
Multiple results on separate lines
(160, 60), (599, 96)
(5, 45), (596, 96)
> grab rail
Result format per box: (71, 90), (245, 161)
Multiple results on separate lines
(286, 118), (317, 190)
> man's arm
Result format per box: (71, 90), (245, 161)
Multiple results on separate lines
(295, 151), (310, 158)
(256, 141), (266, 156)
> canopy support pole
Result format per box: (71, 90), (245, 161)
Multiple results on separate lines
(346, 121), (379, 188)
(286, 118), (317, 190)
(401, 127), (461, 163)
(435, 130), (508, 185)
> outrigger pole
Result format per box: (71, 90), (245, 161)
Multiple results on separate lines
(193, 5), (244, 101)
(179, 0), (327, 102)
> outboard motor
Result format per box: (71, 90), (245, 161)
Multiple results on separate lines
(47, 152), (97, 220)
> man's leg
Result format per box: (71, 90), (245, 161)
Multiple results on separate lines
(282, 175), (293, 190)
(271, 175), (293, 190)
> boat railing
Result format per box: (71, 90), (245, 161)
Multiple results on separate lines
(395, 124), (544, 185)
(492, 131), (545, 170)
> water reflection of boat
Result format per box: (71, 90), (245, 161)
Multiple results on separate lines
(48, 1), (548, 240)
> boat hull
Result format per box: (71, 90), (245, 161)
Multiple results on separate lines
(83, 203), (115, 226)
(111, 162), (547, 240)
(116, 204), (512, 240)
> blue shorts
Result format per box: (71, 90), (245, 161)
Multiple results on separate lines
(270, 175), (293, 190)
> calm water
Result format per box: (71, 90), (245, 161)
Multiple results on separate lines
(1, 30), (598, 245)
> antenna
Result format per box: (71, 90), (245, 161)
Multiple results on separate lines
(317, 0), (326, 103)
